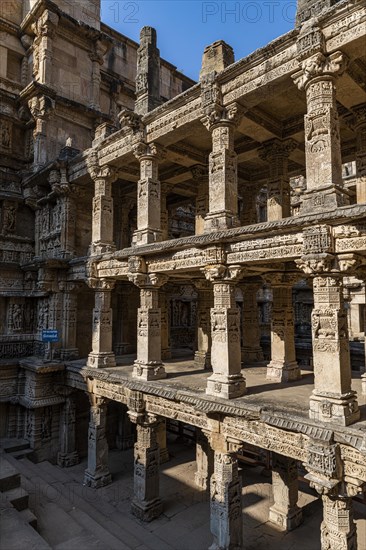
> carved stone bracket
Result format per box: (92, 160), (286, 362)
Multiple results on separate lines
(293, 51), (349, 91)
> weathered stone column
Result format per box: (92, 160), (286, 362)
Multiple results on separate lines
(87, 154), (116, 255)
(259, 139), (297, 221)
(156, 418), (169, 464)
(84, 395), (112, 488)
(321, 493), (357, 550)
(297, 235), (360, 424)
(269, 453), (302, 531)
(132, 143), (163, 245)
(89, 40), (108, 110)
(293, 31), (348, 212)
(160, 183), (169, 241)
(209, 435), (243, 550)
(28, 95), (55, 169)
(128, 271), (168, 380)
(354, 103), (366, 204)
(194, 279), (213, 369)
(135, 27), (161, 116)
(195, 428), (214, 490)
(159, 288), (171, 360)
(32, 9), (59, 86)
(264, 273), (300, 382)
(60, 282), (80, 361)
(191, 165), (209, 235)
(203, 265), (246, 399)
(57, 388), (79, 467)
(128, 412), (163, 522)
(87, 278), (116, 368)
(241, 281), (264, 363)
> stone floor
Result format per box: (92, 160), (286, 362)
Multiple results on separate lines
(72, 350), (366, 426)
(3, 440), (366, 550)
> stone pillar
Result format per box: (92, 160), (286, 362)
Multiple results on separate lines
(57, 389), (79, 467)
(265, 274), (300, 382)
(241, 282), (263, 363)
(269, 453), (302, 531)
(195, 429), (213, 490)
(191, 165), (209, 235)
(89, 40), (108, 110)
(258, 139), (297, 221)
(159, 288), (171, 360)
(87, 278), (116, 368)
(321, 494), (357, 550)
(60, 282), (80, 361)
(194, 279), (213, 369)
(309, 273), (359, 424)
(84, 395), (112, 488)
(240, 184), (259, 225)
(354, 104), (366, 204)
(58, 172), (77, 258)
(128, 413), (163, 522)
(87, 155), (116, 255)
(209, 436), (243, 550)
(156, 418), (169, 464)
(32, 9), (59, 86)
(203, 265), (246, 399)
(160, 183), (169, 241)
(28, 95), (55, 169)
(128, 272), (168, 380)
(132, 143), (163, 245)
(293, 44), (348, 212)
(135, 27), (161, 116)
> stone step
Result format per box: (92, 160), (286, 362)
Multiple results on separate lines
(0, 455), (21, 491)
(3, 486), (29, 511)
(19, 507), (38, 529)
(0, 500), (51, 550)
(11, 447), (34, 460)
(1, 438), (31, 454)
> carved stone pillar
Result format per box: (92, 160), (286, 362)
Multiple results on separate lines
(241, 282), (263, 363)
(160, 183), (169, 241)
(259, 139), (297, 221)
(354, 103), (366, 204)
(195, 428), (213, 490)
(89, 40), (108, 110)
(57, 389), (79, 467)
(209, 436), (243, 550)
(293, 44), (348, 212)
(203, 265), (246, 399)
(87, 278), (116, 368)
(191, 165), (209, 235)
(321, 494), (357, 550)
(194, 279), (213, 369)
(159, 288), (171, 360)
(28, 95), (55, 169)
(135, 27), (161, 116)
(128, 272), (168, 380)
(88, 154), (116, 255)
(60, 282), (80, 361)
(32, 9), (59, 86)
(132, 143), (163, 245)
(128, 413), (163, 522)
(269, 453), (302, 531)
(264, 273), (300, 382)
(84, 395), (111, 488)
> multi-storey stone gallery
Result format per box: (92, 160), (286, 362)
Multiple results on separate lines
(1, 0), (366, 548)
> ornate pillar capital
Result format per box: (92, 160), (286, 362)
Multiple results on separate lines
(292, 51), (349, 91)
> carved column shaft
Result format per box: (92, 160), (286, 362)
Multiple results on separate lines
(130, 417), (163, 521)
(269, 453), (302, 531)
(210, 449), (242, 550)
(194, 281), (213, 369)
(57, 392), (79, 467)
(321, 494), (357, 550)
(241, 283), (263, 363)
(195, 428), (213, 490)
(60, 284), (78, 360)
(191, 165), (209, 235)
(354, 104), (366, 204)
(205, 122), (239, 231)
(310, 274), (359, 425)
(133, 149), (162, 245)
(84, 396), (111, 488)
(91, 173), (115, 254)
(160, 183), (169, 241)
(87, 280), (116, 368)
(60, 190), (76, 257)
(159, 289), (171, 360)
(267, 279), (300, 382)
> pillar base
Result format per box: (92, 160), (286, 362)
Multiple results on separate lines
(194, 350), (211, 369)
(89, 242), (116, 255)
(57, 451), (79, 468)
(87, 352), (116, 368)
(60, 348), (79, 361)
(241, 347), (264, 363)
(309, 391), (360, 426)
(300, 185), (346, 215)
(133, 361), (166, 380)
(204, 211), (240, 232)
(361, 373), (366, 395)
(269, 505), (303, 531)
(83, 469), (112, 488)
(131, 498), (163, 522)
(266, 360), (301, 383)
(206, 374), (246, 399)
(132, 228), (162, 246)
(194, 472), (209, 490)
(161, 349), (171, 360)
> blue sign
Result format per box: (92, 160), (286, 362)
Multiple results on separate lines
(42, 330), (59, 343)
